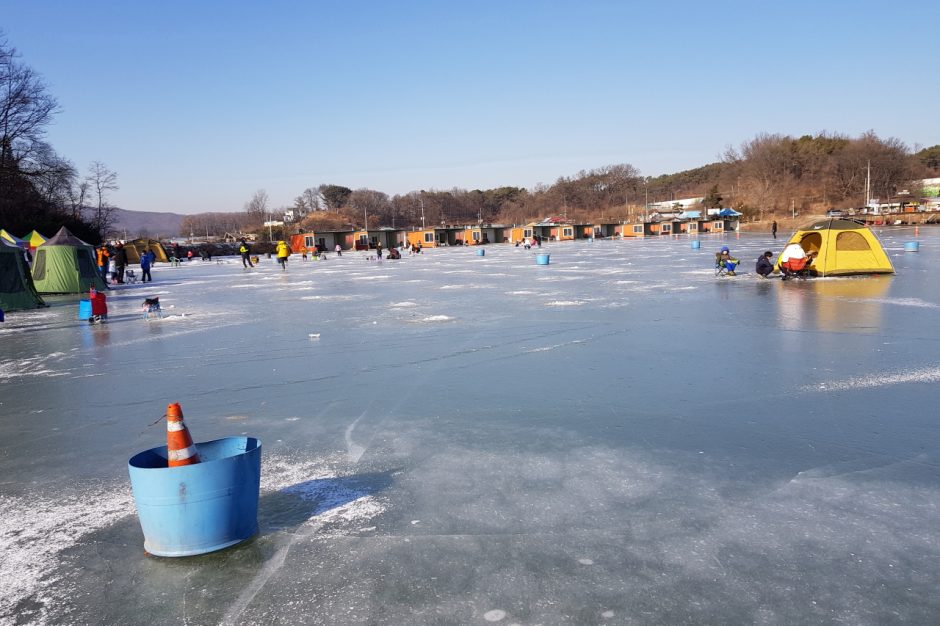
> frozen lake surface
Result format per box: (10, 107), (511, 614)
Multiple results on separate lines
(2, 228), (939, 625)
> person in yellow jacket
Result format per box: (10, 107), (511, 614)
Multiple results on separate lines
(275, 240), (290, 270)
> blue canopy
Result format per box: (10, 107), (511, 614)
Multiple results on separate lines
(718, 208), (742, 217)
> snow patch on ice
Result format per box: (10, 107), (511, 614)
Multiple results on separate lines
(860, 297), (939, 309)
(805, 366), (940, 392)
(545, 300), (585, 307)
(0, 482), (134, 623)
(0, 352), (70, 381)
(389, 301), (418, 308)
(414, 315), (454, 323)
(300, 295), (358, 301)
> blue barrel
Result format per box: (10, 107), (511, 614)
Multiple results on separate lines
(78, 299), (92, 320)
(128, 436), (262, 557)
(536, 253), (550, 265)
(904, 241), (919, 252)
(691, 240), (701, 250)
(476, 248), (485, 256)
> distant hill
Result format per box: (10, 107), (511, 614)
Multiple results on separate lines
(107, 208), (186, 240)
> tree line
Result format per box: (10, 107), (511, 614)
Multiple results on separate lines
(230, 134), (938, 237)
(0, 33), (118, 243)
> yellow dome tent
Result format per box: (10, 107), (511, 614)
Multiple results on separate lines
(777, 219), (894, 277)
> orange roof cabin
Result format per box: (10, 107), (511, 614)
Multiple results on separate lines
(504, 226), (534, 245)
(615, 222), (650, 238)
(700, 218), (737, 233)
(352, 230), (370, 250)
(290, 232), (317, 253)
(532, 218), (574, 242)
(406, 229), (438, 248)
(462, 226), (484, 245)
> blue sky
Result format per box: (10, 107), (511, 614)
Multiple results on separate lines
(4, 0), (938, 214)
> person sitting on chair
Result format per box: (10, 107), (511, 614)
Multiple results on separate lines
(779, 243), (813, 280)
(756, 251), (775, 278)
(715, 246), (740, 275)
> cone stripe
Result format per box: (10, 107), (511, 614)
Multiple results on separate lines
(165, 402), (200, 466)
(168, 445), (198, 462)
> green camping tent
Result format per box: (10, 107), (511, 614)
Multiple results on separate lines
(0, 239), (46, 311)
(30, 227), (107, 294)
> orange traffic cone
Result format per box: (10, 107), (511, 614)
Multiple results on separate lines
(166, 402), (200, 467)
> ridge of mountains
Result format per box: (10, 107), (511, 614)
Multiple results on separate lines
(109, 207), (187, 239)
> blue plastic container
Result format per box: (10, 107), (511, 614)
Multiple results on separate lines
(904, 241), (919, 252)
(78, 299), (92, 320)
(536, 253), (550, 265)
(476, 248), (485, 256)
(128, 436), (262, 557)
(691, 240), (701, 250)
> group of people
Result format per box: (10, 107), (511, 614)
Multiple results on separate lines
(717, 243), (816, 279)
(515, 236), (542, 250)
(95, 243), (156, 284)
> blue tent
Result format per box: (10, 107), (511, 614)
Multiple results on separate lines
(718, 208), (742, 217)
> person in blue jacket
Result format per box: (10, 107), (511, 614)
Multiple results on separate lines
(140, 248), (154, 282)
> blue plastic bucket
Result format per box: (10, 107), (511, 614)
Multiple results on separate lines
(78, 299), (92, 320)
(691, 240), (701, 250)
(476, 248), (485, 256)
(535, 253), (550, 265)
(128, 436), (262, 557)
(904, 241), (919, 252)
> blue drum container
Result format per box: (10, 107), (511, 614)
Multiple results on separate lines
(476, 248), (485, 256)
(535, 253), (550, 265)
(128, 436), (262, 557)
(78, 299), (92, 320)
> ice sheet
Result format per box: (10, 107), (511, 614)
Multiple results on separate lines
(2, 230), (939, 624)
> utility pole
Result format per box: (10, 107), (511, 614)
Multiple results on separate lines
(420, 198), (425, 229)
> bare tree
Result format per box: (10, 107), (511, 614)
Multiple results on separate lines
(86, 161), (118, 237)
(345, 188), (390, 227)
(0, 35), (60, 172)
(293, 187), (321, 215)
(244, 189), (268, 225)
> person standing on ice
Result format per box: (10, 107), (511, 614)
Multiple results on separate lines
(276, 240), (290, 270)
(239, 238), (253, 268)
(113, 243), (127, 284)
(140, 248), (153, 282)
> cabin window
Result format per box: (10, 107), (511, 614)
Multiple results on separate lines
(472, 231), (481, 242)
(304, 236), (315, 248)
(714, 222), (724, 230)
(424, 232), (434, 244)
(563, 227), (573, 237)
(524, 229), (533, 238)
(661, 224), (672, 234)
(689, 223), (698, 232)
(358, 234), (368, 245)
(632, 225), (643, 234)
